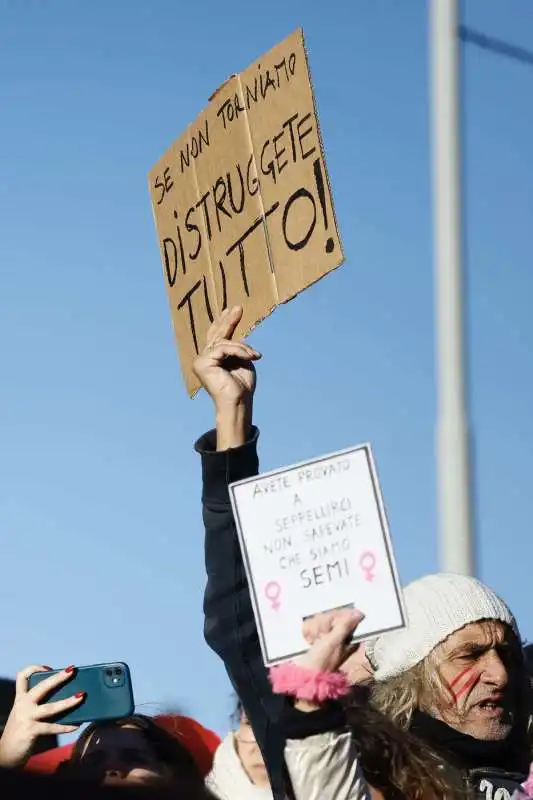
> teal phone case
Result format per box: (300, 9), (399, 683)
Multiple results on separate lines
(27, 662), (134, 725)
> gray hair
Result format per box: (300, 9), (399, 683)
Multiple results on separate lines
(371, 649), (446, 730)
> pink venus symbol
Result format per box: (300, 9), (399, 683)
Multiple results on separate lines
(264, 581), (282, 611)
(359, 551), (377, 582)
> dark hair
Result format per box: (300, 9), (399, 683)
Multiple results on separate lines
(345, 690), (467, 800)
(523, 644), (533, 677)
(230, 696), (244, 727)
(62, 714), (203, 790)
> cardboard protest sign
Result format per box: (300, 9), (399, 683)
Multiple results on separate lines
(229, 445), (406, 666)
(149, 29), (344, 395)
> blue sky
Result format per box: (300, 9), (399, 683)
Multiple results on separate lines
(1, 0), (531, 737)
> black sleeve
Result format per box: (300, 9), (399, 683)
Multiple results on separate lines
(195, 427), (292, 800)
(281, 699), (347, 740)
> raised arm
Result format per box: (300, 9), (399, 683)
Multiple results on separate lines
(273, 610), (371, 800)
(193, 307), (291, 800)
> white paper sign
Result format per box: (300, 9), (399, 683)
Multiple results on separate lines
(229, 444), (406, 666)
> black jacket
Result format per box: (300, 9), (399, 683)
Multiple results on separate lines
(468, 768), (526, 799)
(195, 427), (290, 800)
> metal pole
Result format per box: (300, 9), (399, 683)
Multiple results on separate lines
(430, 0), (476, 575)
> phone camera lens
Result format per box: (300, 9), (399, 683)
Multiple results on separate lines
(114, 668), (122, 676)
(106, 669), (113, 677)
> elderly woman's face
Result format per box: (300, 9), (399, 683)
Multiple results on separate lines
(235, 715), (269, 788)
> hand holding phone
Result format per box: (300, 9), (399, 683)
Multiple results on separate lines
(27, 662), (134, 726)
(0, 665), (82, 770)
(0, 662), (134, 771)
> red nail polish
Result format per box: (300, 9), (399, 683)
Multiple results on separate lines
(75, 692), (85, 699)
(65, 665), (75, 674)
(42, 666), (53, 671)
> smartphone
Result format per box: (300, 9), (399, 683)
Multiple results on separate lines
(27, 662), (135, 725)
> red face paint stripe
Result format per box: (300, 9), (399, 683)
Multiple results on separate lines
(449, 666), (472, 689)
(452, 672), (479, 701)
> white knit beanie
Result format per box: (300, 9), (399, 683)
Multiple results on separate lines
(366, 573), (518, 682)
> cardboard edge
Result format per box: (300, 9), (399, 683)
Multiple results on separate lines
(277, 257), (345, 308)
(237, 304), (277, 343)
(208, 73), (237, 102)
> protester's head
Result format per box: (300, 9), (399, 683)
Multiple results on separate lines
(64, 714), (205, 790)
(368, 573), (524, 741)
(231, 700), (269, 788)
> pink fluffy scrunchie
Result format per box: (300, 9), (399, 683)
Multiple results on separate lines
(521, 763), (533, 797)
(269, 663), (351, 702)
